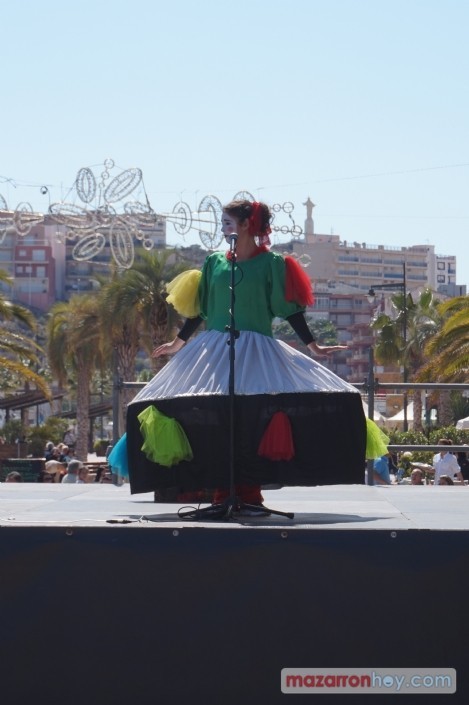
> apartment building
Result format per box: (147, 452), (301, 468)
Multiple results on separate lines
(282, 234), (435, 295)
(0, 211), (166, 309)
(0, 214), (66, 312)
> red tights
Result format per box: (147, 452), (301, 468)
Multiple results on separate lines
(213, 484), (263, 505)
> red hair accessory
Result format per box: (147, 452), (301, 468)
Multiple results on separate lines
(284, 256), (314, 306)
(249, 201), (272, 246)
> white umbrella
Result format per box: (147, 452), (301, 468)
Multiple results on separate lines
(386, 402), (414, 422)
(384, 402), (414, 428)
(456, 416), (469, 430)
(385, 402), (437, 428)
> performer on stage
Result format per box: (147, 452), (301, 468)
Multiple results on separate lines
(125, 199), (370, 503)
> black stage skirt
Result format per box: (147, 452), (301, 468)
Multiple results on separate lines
(127, 392), (366, 494)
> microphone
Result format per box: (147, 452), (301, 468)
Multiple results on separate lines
(225, 232), (238, 251)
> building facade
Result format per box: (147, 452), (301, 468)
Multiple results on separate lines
(0, 211), (166, 310)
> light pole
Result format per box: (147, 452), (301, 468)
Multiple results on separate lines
(367, 262), (408, 432)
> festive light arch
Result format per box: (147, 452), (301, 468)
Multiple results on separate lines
(1, 160), (307, 268)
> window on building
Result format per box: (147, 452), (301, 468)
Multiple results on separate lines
(32, 249), (46, 262)
(437, 275), (445, 283)
(313, 296), (329, 309)
(437, 262), (446, 270)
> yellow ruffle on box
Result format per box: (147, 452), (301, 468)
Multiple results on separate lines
(365, 417), (390, 459)
(166, 270), (202, 318)
(137, 405), (193, 467)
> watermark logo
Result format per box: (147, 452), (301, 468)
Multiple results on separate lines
(281, 668), (456, 694)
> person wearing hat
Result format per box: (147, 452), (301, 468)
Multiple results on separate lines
(45, 458), (67, 482)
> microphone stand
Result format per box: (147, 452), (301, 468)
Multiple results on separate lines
(180, 235), (294, 521)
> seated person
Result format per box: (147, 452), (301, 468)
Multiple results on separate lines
(77, 466), (90, 484)
(61, 459), (82, 483)
(373, 454), (392, 485)
(410, 468), (425, 485)
(44, 441), (55, 461)
(438, 475), (454, 486)
(45, 459), (66, 481)
(426, 439), (464, 485)
(4, 471), (23, 483)
(38, 471), (55, 483)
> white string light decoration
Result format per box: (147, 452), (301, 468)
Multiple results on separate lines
(2, 163), (307, 267)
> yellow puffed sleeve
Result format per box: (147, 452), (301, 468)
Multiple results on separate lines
(166, 270), (202, 318)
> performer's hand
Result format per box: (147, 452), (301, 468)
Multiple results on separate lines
(151, 337), (185, 358)
(307, 341), (347, 357)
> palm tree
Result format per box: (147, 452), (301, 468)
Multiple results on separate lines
(98, 274), (142, 433)
(98, 250), (189, 432)
(103, 251), (187, 354)
(47, 294), (105, 461)
(419, 295), (469, 382)
(0, 269), (50, 397)
(111, 250), (187, 355)
(418, 295), (469, 425)
(371, 288), (441, 431)
(99, 276), (141, 381)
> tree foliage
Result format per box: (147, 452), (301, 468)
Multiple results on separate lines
(46, 294), (105, 461)
(273, 316), (339, 346)
(0, 269), (50, 397)
(418, 295), (469, 382)
(371, 288), (442, 429)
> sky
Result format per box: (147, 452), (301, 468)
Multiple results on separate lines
(1, 0), (469, 284)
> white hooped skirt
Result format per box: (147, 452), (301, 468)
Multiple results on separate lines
(130, 330), (359, 404)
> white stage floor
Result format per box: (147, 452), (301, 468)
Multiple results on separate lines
(1, 482), (469, 530)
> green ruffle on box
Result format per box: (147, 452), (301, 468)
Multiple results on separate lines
(137, 405), (193, 467)
(365, 417), (390, 460)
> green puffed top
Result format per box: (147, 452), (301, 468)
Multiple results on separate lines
(199, 251), (305, 338)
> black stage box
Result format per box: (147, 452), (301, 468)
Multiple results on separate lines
(0, 484), (467, 704)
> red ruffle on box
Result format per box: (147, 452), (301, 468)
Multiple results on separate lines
(257, 411), (295, 461)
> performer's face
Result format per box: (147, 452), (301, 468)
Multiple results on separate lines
(222, 211), (239, 241)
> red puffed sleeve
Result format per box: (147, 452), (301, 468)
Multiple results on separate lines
(284, 256), (314, 306)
